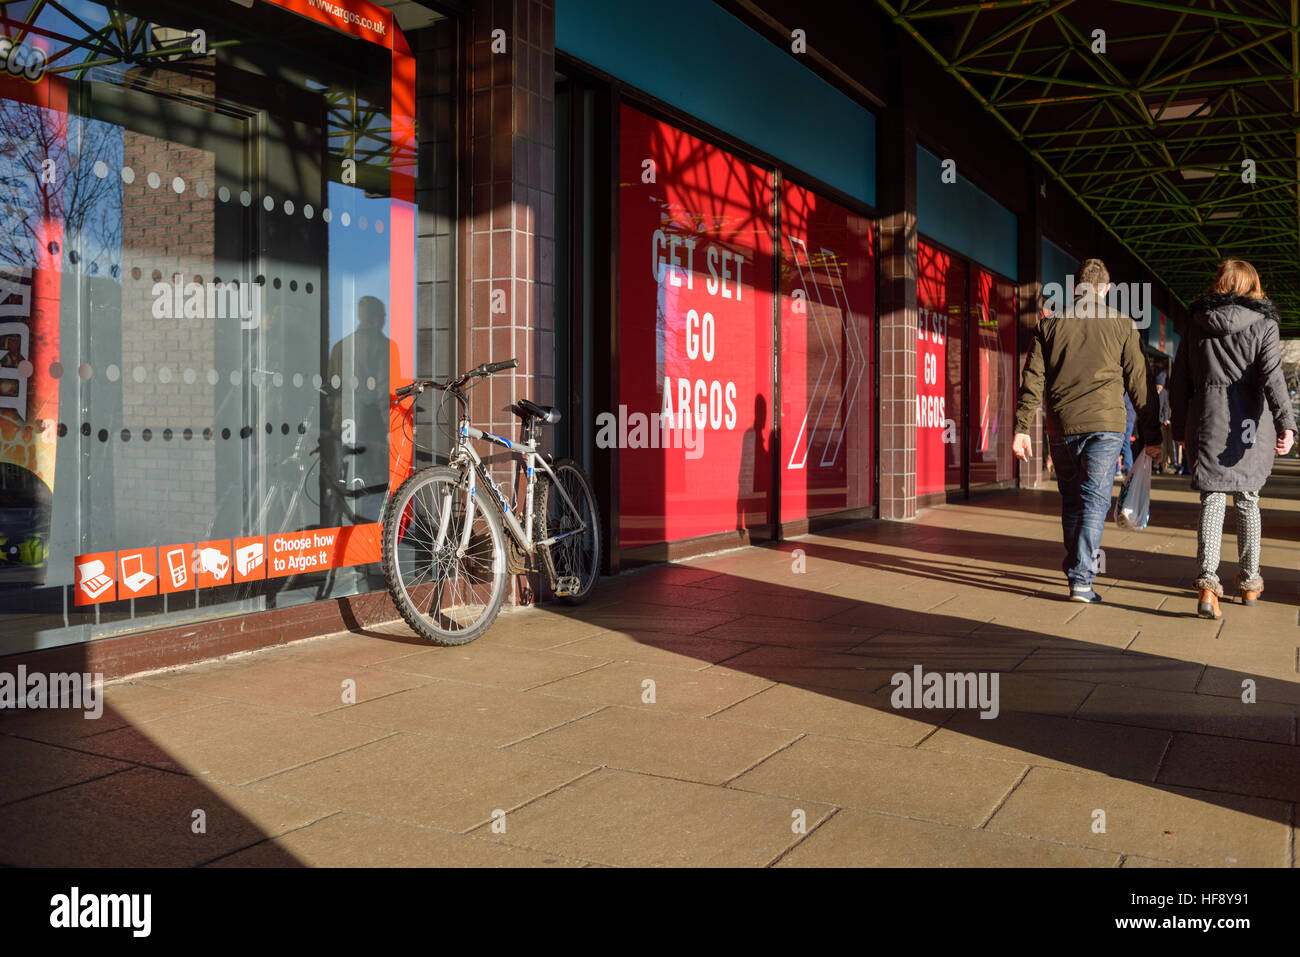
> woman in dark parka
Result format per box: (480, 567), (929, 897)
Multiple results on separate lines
(1169, 258), (1297, 619)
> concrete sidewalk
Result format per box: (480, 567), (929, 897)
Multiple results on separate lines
(3, 463), (1299, 867)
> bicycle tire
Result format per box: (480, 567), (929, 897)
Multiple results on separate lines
(535, 459), (602, 604)
(382, 465), (508, 645)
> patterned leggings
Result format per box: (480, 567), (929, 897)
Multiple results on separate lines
(1196, 490), (1262, 586)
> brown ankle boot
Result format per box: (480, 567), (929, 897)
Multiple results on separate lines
(1236, 573), (1263, 606)
(1194, 577), (1224, 619)
(1197, 589), (1222, 619)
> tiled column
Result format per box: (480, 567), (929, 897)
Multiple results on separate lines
(465, 0), (556, 598)
(875, 45), (918, 521)
(1017, 165), (1045, 489)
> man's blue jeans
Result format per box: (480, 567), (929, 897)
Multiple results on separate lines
(1049, 432), (1126, 588)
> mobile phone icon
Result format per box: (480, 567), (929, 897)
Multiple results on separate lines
(165, 548), (189, 588)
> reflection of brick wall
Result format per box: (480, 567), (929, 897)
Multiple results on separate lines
(113, 70), (218, 543)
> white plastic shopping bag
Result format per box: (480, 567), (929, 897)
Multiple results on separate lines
(1115, 454), (1152, 530)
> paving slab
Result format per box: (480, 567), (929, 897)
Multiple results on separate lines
(529, 658), (773, 716)
(1011, 647), (1205, 694)
(1075, 682), (1293, 744)
(1156, 732), (1300, 801)
(711, 683), (948, 747)
(554, 630), (756, 670)
(208, 811), (585, 867)
(510, 705), (795, 784)
(919, 710), (1171, 781)
(137, 656), (432, 715)
(80, 701), (391, 785)
(468, 768), (834, 867)
(325, 680), (601, 747)
(729, 734), (1028, 827)
(370, 642), (606, 691)
(776, 808), (1120, 867)
(0, 734), (132, 806)
(987, 766), (1290, 867)
(0, 766), (329, 867)
(251, 732), (594, 832)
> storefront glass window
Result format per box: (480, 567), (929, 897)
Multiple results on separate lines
(0, 0), (422, 653)
(917, 239), (965, 496)
(616, 105), (775, 550)
(779, 180), (874, 522)
(968, 266), (1016, 487)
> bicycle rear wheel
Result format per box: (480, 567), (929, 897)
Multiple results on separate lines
(382, 466), (508, 645)
(536, 459), (602, 604)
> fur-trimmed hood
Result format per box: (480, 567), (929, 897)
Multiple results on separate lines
(1188, 291), (1280, 336)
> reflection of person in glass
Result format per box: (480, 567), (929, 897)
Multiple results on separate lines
(321, 296), (393, 526)
(736, 394), (769, 531)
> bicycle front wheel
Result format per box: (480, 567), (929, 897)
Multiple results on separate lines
(382, 466), (508, 645)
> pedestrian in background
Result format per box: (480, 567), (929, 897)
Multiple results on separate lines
(1169, 258), (1296, 619)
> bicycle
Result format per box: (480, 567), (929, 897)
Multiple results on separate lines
(381, 358), (602, 645)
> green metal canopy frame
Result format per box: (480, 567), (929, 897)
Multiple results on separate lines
(877, 0), (1300, 335)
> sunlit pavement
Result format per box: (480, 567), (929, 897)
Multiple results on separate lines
(4, 461), (1300, 867)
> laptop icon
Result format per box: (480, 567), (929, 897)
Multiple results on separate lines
(119, 553), (155, 593)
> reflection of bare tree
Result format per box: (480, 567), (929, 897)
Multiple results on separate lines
(0, 96), (121, 270)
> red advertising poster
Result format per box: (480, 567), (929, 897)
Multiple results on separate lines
(779, 181), (874, 522)
(917, 241), (965, 496)
(0, 43), (65, 586)
(617, 105), (775, 549)
(968, 267), (1017, 486)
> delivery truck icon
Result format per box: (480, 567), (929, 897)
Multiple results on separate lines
(195, 546), (230, 579)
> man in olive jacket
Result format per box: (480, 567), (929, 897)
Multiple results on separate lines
(1013, 259), (1162, 602)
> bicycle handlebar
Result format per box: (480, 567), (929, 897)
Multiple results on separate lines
(394, 358), (518, 401)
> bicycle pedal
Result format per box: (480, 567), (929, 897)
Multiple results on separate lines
(554, 575), (581, 596)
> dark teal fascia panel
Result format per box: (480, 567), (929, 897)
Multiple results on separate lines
(917, 146), (1017, 280)
(556, 0), (875, 207)
(1041, 236), (1077, 289)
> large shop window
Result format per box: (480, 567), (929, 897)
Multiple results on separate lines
(968, 266), (1017, 487)
(779, 181), (874, 522)
(917, 240), (1017, 496)
(617, 105), (775, 550)
(0, 0), (424, 653)
(616, 105), (876, 549)
(917, 241), (966, 495)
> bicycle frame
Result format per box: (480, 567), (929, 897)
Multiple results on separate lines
(451, 419), (589, 555)
(388, 376), (589, 564)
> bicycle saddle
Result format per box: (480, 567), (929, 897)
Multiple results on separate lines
(514, 398), (561, 424)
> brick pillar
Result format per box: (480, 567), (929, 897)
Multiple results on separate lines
(875, 44), (918, 521)
(465, 0), (556, 598)
(1018, 161), (1045, 489)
